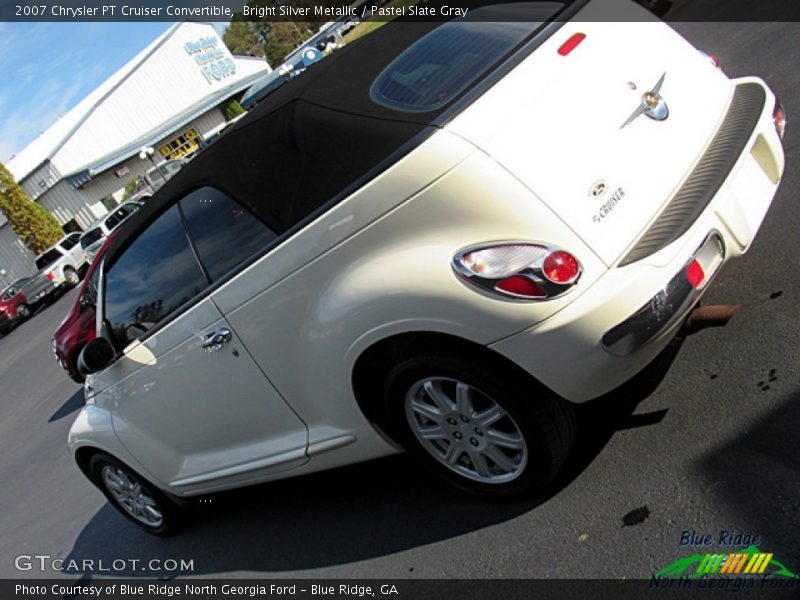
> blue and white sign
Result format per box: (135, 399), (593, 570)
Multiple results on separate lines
(185, 36), (236, 85)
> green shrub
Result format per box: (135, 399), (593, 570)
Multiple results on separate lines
(0, 162), (63, 255)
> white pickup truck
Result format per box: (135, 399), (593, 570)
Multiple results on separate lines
(34, 232), (89, 290)
(128, 159), (185, 203)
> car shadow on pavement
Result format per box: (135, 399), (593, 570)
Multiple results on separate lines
(64, 453), (541, 576)
(694, 390), (800, 565)
(549, 339), (684, 495)
(48, 389), (84, 423)
(61, 341), (686, 576)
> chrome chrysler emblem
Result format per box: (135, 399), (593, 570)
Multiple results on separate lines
(620, 72), (669, 129)
(589, 180), (607, 197)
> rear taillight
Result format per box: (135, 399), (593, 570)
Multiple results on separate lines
(459, 244), (548, 278)
(542, 251), (581, 284)
(46, 271), (55, 282)
(453, 243), (581, 301)
(773, 100), (786, 140)
(496, 275), (546, 298)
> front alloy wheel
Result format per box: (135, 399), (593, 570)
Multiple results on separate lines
(405, 378), (528, 484)
(101, 465), (164, 528)
(90, 453), (187, 535)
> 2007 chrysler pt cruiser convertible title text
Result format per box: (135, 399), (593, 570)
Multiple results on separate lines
(69, 0), (786, 534)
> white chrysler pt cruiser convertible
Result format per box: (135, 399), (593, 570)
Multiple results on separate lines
(69, 0), (786, 534)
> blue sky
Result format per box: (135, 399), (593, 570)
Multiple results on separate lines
(0, 22), (227, 164)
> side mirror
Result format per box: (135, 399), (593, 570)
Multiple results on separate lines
(79, 294), (95, 310)
(78, 337), (116, 375)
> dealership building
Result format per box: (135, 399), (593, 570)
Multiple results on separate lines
(0, 21), (270, 287)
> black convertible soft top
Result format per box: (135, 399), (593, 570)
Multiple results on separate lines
(104, 0), (575, 268)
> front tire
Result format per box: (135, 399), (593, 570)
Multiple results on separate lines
(16, 304), (30, 322)
(89, 453), (188, 535)
(383, 352), (575, 498)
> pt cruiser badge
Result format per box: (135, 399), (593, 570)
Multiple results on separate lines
(621, 72), (669, 129)
(592, 187), (626, 223)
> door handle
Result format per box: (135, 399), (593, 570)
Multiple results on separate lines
(202, 328), (232, 352)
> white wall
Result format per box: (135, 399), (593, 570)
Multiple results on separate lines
(38, 109), (227, 229)
(0, 225), (38, 285)
(50, 23), (267, 178)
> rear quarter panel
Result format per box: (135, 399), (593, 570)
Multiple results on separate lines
(213, 131), (605, 443)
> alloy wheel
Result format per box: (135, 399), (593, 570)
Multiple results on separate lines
(404, 377), (528, 484)
(101, 465), (164, 527)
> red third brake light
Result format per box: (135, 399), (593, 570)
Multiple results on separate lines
(686, 260), (705, 289)
(558, 33), (586, 56)
(542, 251), (580, 284)
(46, 271), (55, 282)
(698, 49), (721, 69)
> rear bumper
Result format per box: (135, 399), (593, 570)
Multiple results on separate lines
(490, 78), (784, 403)
(602, 231), (725, 357)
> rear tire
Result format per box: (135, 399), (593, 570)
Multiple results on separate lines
(382, 352), (575, 499)
(64, 268), (80, 288)
(89, 453), (189, 535)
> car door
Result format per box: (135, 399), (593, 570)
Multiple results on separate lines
(60, 232), (82, 262)
(58, 233), (78, 252)
(103, 210), (124, 233)
(97, 199), (308, 491)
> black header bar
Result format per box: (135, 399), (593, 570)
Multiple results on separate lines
(2, 0), (800, 23)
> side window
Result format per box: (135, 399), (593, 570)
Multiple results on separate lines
(104, 212), (122, 230)
(119, 203), (139, 217)
(180, 187), (277, 282)
(61, 234), (80, 251)
(86, 266), (101, 304)
(104, 205), (207, 348)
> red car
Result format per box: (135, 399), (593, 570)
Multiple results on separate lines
(0, 279), (32, 334)
(52, 231), (119, 382)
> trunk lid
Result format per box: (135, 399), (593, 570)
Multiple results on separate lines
(447, 16), (733, 266)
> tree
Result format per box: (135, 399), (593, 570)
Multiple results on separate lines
(263, 22), (300, 66)
(122, 177), (141, 201)
(226, 1), (325, 67)
(223, 21), (266, 57)
(223, 99), (245, 121)
(0, 162), (63, 255)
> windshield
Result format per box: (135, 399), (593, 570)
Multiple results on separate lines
(81, 228), (104, 249)
(35, 247), (64, 270)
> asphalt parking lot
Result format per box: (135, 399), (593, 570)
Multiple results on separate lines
(0, 20), (798, 581)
